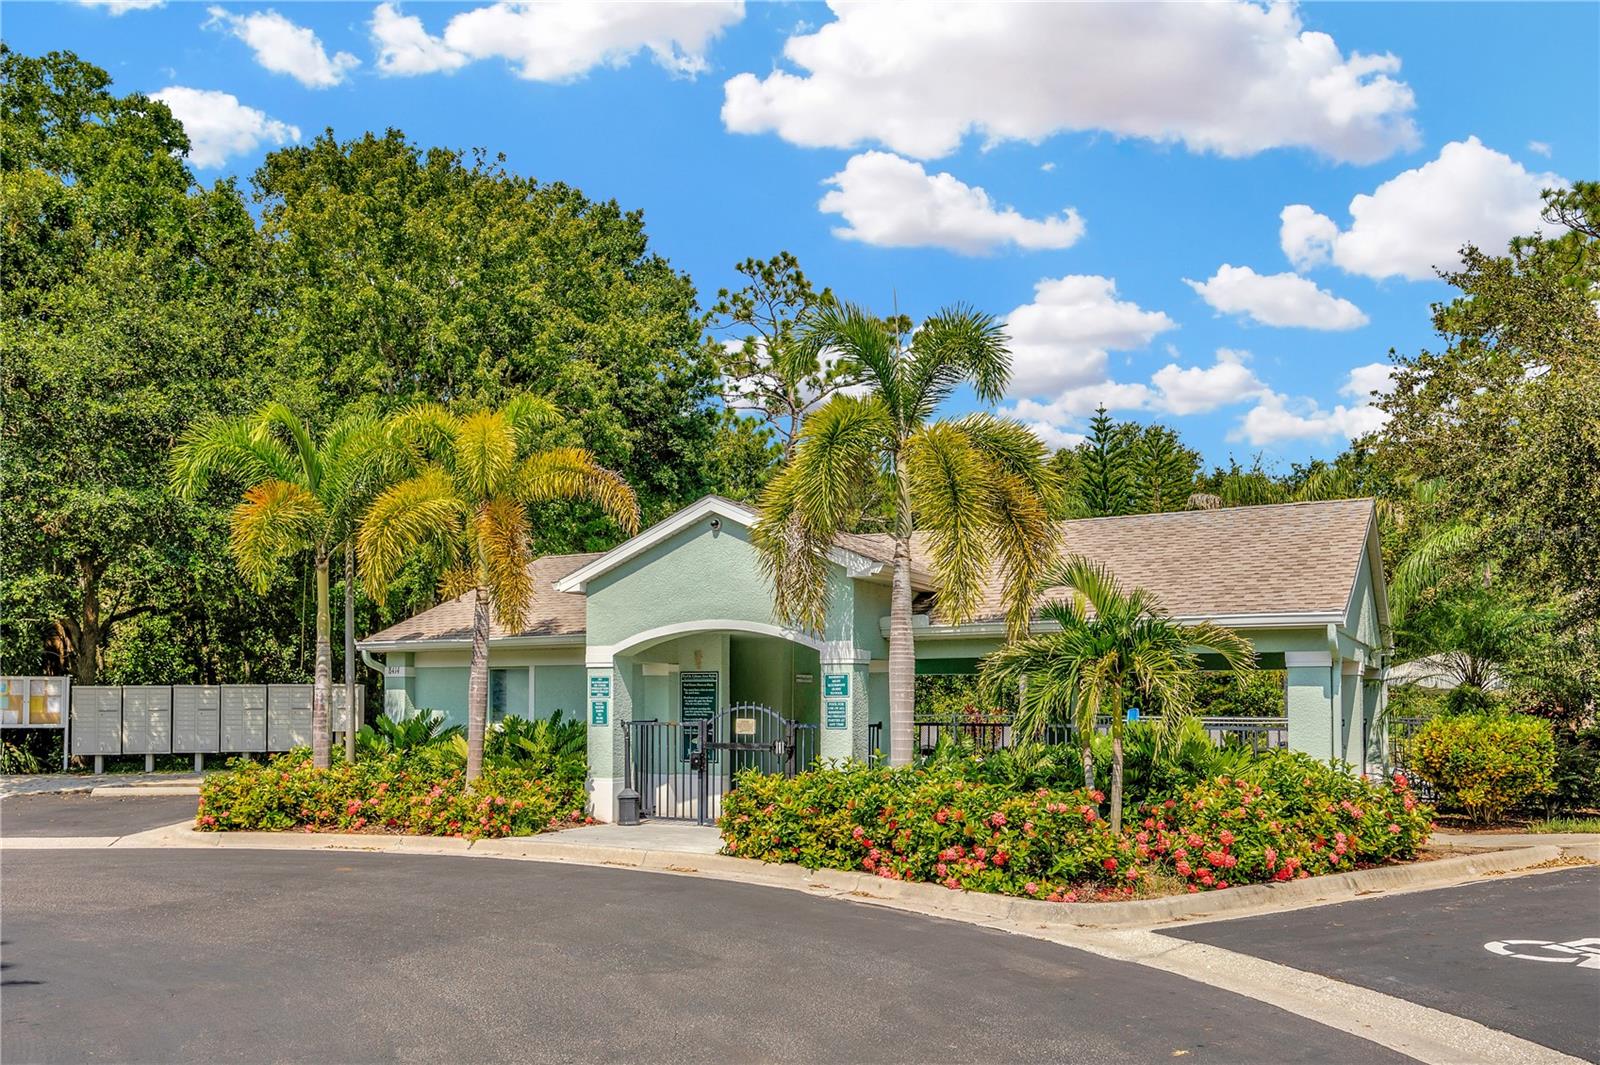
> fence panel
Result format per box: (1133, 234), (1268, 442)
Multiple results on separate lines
(911, 714), (1290, 755)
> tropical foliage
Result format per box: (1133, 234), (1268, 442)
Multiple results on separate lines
(1412, 713), (1557, 824)
(753, 301), (1060, 766)
(358, 398), (638, 780)
(978, 555), (1255, 832)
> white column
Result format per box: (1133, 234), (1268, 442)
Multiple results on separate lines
(819, 644), (870, 763)
(585, 657), (622, 822)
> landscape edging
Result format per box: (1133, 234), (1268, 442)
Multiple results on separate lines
(129, 823), (1576, 929)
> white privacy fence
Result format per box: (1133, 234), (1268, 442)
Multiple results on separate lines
(0, 677), (363, 771)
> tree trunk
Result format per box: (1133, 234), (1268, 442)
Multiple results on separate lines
(344, 542), (358, 764)
(1080, 741), (1095, 791)
(1110, 727), (1125, 836)
(887, 455), (917, 767)
(67, 558), (105, 685)
(465, 584), (491, 781)
(311, 551), (332, 769)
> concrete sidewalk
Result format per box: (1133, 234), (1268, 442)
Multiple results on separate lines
(1432, 829), (1599, 851)
(0, 772), (204, 798)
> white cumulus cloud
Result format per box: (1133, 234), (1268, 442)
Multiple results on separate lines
(1185, 264), (1368, 330)
(818, 152), (1085, 254)
(723, 1), (1417, 162)
(77, 0), (164, 13)
(151, 86), (300, 168)
(206, 6), (359, 89)
(381, 0), (745, 82)
(1150, 349), (1269, 415)
(1230, 364), (1393, 445)
(1002, 275), (1176, 399)
(1280, 137), (1564, 280)
(371, 3), (469, 75)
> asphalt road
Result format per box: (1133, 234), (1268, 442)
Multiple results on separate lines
(0, 847), (1412, 1065)
(0, 793), (198, 837)
(1167, 866), (1600, 1062)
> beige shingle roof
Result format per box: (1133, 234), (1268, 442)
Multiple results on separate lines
(928, 498), (1376, 625)
(362, 498), (1375, 645)
(361, 552), (600, 645)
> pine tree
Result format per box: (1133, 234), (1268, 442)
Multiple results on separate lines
(1077, 406), (1134, 517)
(1133, 425), (1199, 513)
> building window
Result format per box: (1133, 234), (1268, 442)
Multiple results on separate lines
(490, 669), (508, 722)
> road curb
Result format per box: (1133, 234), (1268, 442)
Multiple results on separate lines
(88, 785), (201, 797)
(78, 822), (1583, 931)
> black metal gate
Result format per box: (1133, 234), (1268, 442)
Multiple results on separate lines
(626, 703), (815, 825)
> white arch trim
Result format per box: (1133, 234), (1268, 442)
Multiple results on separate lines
(588, 618), (828, 665)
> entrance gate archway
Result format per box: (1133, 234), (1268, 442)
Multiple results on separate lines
(627, 703), (817, 825)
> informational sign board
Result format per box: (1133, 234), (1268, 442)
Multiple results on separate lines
(590, 700), (608, 725)
(734, 716), (757, 737)
(221, 685), (267, 752)
(680, 671), (718, 762)
(267, 684), (313, 751)
(824, 699), (849, 730)
(70, 686), (123, 755)
(589, 675), (611, 699)
(823, 673), (850, 698)
(794, 673), (814, 684)
(121, 686), (173, 755)
(172, 685), (221, 754)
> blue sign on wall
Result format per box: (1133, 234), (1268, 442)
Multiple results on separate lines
(590, 700), (608, 726)
(823, 673), (850, 698)
(824, 699), (848, 729)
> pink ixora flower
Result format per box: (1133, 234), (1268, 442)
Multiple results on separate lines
(1025, 882), (1039, 895)
(1387, 823), (1402, 834)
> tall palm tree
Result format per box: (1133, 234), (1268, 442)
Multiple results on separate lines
(979, 555), (1255, 833)
(752, 302), (1061, 766)
(358, 396), (639, 781)
(173, 404), (393, 768)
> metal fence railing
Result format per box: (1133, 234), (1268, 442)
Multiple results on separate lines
(1385, 715), (1436, 800)
(912, 714), (1290, 757)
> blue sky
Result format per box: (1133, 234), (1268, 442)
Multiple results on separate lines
(13, 1), (1597, 468)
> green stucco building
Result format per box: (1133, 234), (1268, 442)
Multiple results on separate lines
(359, 494), (1392, 822)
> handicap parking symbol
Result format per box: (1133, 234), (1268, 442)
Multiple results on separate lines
(1484, 937), (1600, 968)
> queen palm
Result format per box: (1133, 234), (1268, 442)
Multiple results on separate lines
(172, 404), (392, 769)
(752, 302), (1060, 766)
(359, 396), (639, 781)
(980, 555), (1255, 833)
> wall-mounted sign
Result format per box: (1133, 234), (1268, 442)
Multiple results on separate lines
(589, 675), (611, 699)
(734, 717), (757, 737)
(794, 673), (814, 684)
(590, 700), (608, 726)
(680, 670), (718, 723)
(824, 699), (848, 729)
(823, 673), (850, 698)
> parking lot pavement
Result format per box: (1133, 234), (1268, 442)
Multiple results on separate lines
(0, 792), (197, 837)
(1164, 866), (1600, 1062)
(1, 849), (1414, 1065)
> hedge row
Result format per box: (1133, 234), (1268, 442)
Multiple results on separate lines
(719, 750), (1431, 901)
(197, 748), (587, 840)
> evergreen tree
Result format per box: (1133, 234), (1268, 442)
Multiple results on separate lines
(1077, 406), (1134, 517)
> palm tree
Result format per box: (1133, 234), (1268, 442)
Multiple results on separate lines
(979, 555), (1255, 833)
(358, 396), (639, 781)
(173, 404), (392, 768)
(752, 302), (1061, 766)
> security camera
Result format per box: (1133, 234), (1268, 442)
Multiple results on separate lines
(709, 518), (722, 532)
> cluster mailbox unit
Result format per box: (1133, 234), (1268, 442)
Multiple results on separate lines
(32, 681), (367, 772)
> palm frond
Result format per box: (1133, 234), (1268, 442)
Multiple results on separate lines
(905, 422), (989, 625)
(229, 480), (326, 592)
(517, 447), (641, 535)
(802, 302), (903, 424)
(385, 402), (459, 467)
(358, 467), (467, 598)
(171, 414), (300, 500)
(904, 305), (1010, 418)
(455, 410), (519, 500)
(473, 497), (535, 630)
(503, 393), (567, 452)
(1390, 520), (1479, 623)
(254, 402), (324, 493)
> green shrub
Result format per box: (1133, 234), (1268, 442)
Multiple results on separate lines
(1139, 751), (1432, 891)
(1551, 724), (1600, 812)
(1, 738), (44, 774)
(196, 749), (587, 839)
(355, 711), (464, 758)
(719, 762), (1134, 901)
(1412, 713), (1556, 823)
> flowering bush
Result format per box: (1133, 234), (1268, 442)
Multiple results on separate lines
(719, 750), (1433, 900)
(718, 762), (1140, 901)
(1137, 751), (1432, 891)
(1412, 713), (1556, 823)
(196, 749), (587, 840)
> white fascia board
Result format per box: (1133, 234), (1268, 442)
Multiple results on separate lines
(892, 612), (1343, 640)
(551, 493), (893, 594)
(554, 495), (757, 593)
(356, 634), (585, 653)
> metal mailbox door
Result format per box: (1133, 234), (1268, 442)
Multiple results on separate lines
(70, 686), (123, 756)
(221, 685), (267, 752)
(267, 684), (313, 751)
(172, 685), (221, 754)
(121, 686), (172, 754)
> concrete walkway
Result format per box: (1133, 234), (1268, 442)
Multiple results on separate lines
(0, 772), (204, 798)
(1432, 829), (1598, 851)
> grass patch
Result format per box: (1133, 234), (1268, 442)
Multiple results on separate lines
(1525, 815), (1600, 834)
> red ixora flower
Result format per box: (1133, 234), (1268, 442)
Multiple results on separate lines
(1102, 857), (1118, 872)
